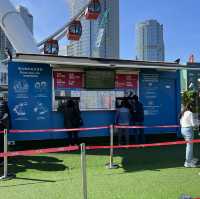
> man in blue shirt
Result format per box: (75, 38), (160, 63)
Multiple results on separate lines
(115, 99), (130, 145)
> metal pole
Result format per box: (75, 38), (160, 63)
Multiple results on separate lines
(0, 129), (8, 180)
(110, 125), (114, 167)
(3, 129), (8, 177)
(106, 125), (119, 169)
(80, 143), (87, 199)
(0, 129), (15, 180)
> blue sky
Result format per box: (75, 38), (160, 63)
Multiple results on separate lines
(11, 0), (200, 63)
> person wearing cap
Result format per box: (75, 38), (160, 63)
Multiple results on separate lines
(0, 94), (10, 166)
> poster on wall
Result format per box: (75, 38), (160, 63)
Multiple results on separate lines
(54, 71), (83, 89)
(115, 74), (138, 89)
(8, 62), (52, 129)
(140, 73), (160, 117)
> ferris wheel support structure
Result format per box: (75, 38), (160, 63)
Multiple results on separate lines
(37, 2), (91, 47)
(0, 0), (39, 53)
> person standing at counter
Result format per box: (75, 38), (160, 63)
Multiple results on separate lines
(0, 95), (10, 166)
(59, 99), (83, 145)
(129, 95), (145, 144)
(115, 99), (130, 145)
(180, 104), (198, 168)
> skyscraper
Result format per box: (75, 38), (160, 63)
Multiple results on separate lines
(0, 5), (33, 59)
(0, 5), (33, 86)
(16, 5), (33, 34)
(136, 19), (165, 61)
(66, 0), (119, 59)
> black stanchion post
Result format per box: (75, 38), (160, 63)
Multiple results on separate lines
(0, 129), (15, 180)
(80, 143), (87, 199)
(106, 125), (119, 169)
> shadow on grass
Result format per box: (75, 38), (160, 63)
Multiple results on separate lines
(0, 177), (68, 188)
(0, 155), (68, 176)
(119, 146), (185, 172)
(84, 143), (200, 173)
(3, 136), (200, 175)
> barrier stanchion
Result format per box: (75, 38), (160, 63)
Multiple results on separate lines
(0, 129), (15, 180)
(80, 143), (87, 199)
(106, 125), (119, 169)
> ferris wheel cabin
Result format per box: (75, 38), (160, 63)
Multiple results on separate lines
(67, 20), (82, 41)
(44, 39), (59, 55)
(85, 0), (101, 20)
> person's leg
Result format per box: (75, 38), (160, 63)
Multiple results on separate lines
(68, 132), (73, 145)
(0, 133), (4, 163)
(124, 128), (129, 145)
(134, 122), (139, 144)
(185, 134), (194, 163)
(118, 129), (123, 145)
(139, 123), (145, 144)
(181, 127), (194, 165)
(74, 131), (79, 145)
(134, 129), (139, 144)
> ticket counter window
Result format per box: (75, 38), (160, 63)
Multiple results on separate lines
(53, 71), (83, 111)
(53, 70), (139, 111)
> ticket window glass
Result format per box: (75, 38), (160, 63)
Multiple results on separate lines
(56, 96), (80, 112)
(115, 73), (139, 108)
(80, 70), (116, 111)
(53, 70), (139, 111)
(53, 70), (83, 111)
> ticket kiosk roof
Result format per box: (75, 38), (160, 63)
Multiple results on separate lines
(12, 53), (189, 70)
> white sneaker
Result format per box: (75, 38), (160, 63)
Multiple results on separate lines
(184, 162), (197, 168)
(192, 158), (199, 164)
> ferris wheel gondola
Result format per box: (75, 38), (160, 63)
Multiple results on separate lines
(67, 20), (82, 41)
(44, 39), (59, 55)
(85, 0), (101, 20)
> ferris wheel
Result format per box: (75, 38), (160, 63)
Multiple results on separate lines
(0, 0), (105, 55)
(41, 0), (102, 55)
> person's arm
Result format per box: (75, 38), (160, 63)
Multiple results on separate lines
(115, 110), (120, 124)
(2, 113), (8, 120)
(188, 112), (195, 127)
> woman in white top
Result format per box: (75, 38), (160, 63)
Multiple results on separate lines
(180, 104), (198, 168)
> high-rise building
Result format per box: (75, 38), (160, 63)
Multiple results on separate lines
(16, 5), (33, 34)
(136, 19), (165, 61)
(59, 45), (68, 56)
(66, 0), (119, 59)
(0, 5), (33, 86)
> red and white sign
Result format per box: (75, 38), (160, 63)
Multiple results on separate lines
(54, 71), (83, 88)
(115, 74), (138, 88)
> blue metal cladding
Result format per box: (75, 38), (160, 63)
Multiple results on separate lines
(8, 62), (53, 140)
(139, 70), (180, 134)
(8, 62), (180, 140)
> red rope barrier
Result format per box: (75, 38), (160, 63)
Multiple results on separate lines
(86, 139), (200, 150)
(114, 125), (180, 129)
(1, 139), (200, 157)
(0, 145), (79, 157)
(0, 124), (179, 134)
(0, 126), (109, 134)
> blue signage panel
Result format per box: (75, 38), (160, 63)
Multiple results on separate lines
(8, 62), (52, 130)
(140, 71), (179, 134)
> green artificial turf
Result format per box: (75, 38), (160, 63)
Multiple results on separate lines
(0, 144), (200, 199)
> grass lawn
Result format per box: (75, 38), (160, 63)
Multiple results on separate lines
(0, 143), (200, 199)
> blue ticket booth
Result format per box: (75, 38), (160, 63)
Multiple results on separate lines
(8, 54), (182, 141)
